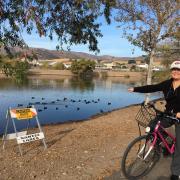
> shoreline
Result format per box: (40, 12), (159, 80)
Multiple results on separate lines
(0, 97), (163, 137)
(0, 69), (145, 79)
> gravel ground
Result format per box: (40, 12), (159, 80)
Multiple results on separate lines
(0, 100), (172, 180)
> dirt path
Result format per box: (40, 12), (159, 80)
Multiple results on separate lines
(0, 101), (172, 180)
(104, 156), (171, 180)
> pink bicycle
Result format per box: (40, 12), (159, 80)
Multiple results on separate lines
(121, 102), (180, 179)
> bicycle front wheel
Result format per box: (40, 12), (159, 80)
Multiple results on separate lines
(121, 135), (160, 179)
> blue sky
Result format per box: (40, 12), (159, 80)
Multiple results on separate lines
(22, 17), (144, 57)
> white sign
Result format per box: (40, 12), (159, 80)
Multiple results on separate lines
(16, 132), (44, 144)
(5, 131), (27, 140)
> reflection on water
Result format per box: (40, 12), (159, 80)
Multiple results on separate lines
(0, 76), (161, 134)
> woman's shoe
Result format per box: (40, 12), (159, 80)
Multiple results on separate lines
(170, 174), (179, 180)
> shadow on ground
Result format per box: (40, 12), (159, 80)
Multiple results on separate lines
(104, 156), (172, 180)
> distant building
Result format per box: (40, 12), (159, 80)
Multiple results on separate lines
(63, 61), (72, 69)
(136, 63), (148, 69)
(128, 59), (136, 64)
(49, 61), (57, 66)
(100, 61), (119, 69)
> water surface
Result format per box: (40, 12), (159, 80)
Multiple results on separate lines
(0, 76), (162, 134)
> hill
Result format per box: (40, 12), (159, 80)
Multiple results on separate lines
(0, 47), (139, 61)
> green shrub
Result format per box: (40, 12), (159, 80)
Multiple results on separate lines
(53, 62), (65, 70)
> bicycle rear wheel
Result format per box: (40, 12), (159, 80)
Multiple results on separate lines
(121, 135), (160, 179)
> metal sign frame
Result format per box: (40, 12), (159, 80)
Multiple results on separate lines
(2, 105), (47, 155)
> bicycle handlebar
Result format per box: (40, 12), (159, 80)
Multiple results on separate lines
(141, 101), (180, 124)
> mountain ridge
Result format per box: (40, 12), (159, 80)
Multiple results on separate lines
(0, 47), (142, 61)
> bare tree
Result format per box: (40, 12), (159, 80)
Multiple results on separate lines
(114, 0), (179, 101)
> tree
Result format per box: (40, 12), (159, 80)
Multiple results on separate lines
(53, 62), (65, 70)
(71, 59), (95, 76)
(0, 0), (115, 78)
(0, 0), (115, 52)
(1, 60), (29, 80)
(157, 38), (180, 68)
(114, 0), (179, 101)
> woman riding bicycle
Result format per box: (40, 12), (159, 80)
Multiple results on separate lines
(128, 61), (180, 180)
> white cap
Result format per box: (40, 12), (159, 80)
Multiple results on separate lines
(170, 61), (180, 69)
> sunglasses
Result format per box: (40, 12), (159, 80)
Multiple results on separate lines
(171, 68), (180, 71)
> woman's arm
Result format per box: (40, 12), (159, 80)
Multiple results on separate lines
(129, 80), (170, 93)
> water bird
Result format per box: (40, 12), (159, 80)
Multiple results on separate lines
(56, 99), (60, 101)
(100, 109), (104, 113)
(63, 97), (67, 101)
(94, 101), (98, 103)
(42, 102), (47, 105)
(65, 105), (68, 108)
(98, 98), (100, 101)
(42, 98), (45, 100)
(44, 106), (47, 110)
(108, 102), (111, 105)
(77, 107), (80, 111)
(35, 102), (40, 104)
(38, 109), (42, 112)
(51, 101), (55, 104)
(70, 99), (76, 102)
(78, 100), (81, 102)
(29, 102), (33, 105)
(56, 107), (59, 110)
(31, 97), (35, 99)
(27, 105), (32, 108)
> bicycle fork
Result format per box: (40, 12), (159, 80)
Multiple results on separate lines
(138, 144), (154, 160)
(138, 135), (157, 160)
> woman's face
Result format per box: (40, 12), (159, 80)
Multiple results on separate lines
(171, 68), (180, 80)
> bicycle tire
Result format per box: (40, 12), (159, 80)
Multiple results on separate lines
(121, 135), (160, 179)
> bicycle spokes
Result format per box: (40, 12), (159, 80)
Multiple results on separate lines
(121, 135), (160, 179)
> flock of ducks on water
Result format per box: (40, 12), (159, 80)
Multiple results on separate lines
(17, 97), (112, 113)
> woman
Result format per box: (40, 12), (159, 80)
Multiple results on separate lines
(128, 61), (180, 180)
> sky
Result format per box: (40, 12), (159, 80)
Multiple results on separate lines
(22, 17), (145, 58)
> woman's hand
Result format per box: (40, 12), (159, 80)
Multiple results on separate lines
(128, 87), (134, 92)
(176, 112), (180, 118)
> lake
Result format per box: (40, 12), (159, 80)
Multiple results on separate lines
(0, 76), (162, 134)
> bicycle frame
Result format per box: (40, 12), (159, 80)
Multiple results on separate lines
(153, 121), (176, 154)
(138, 121), (176, 160)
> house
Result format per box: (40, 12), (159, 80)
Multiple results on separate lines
(49, 61), (57, 66)
(63, 61), (72, 69)
(99, 61), (119, 69)
(128, 59), (136, 64)
(136, 63), (148, 69)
